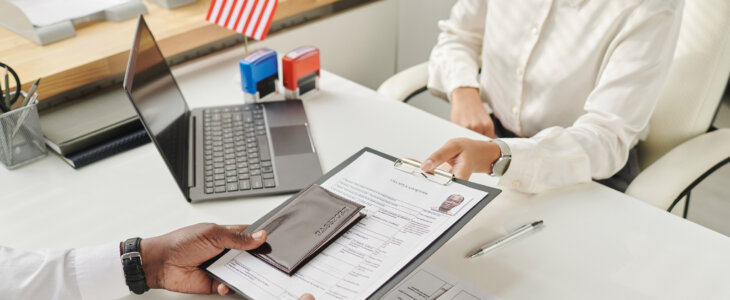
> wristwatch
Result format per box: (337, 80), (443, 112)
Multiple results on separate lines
(489, 139), (511, 177)
(121, 237), (150, 295)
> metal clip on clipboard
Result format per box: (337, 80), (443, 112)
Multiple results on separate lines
(394, 158), (455, 185)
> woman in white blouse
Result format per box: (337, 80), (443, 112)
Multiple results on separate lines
(421, 0), (684, 193)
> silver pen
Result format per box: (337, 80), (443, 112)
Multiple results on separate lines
(468, 220), (543, 258)
(22, 78), (40, 107)
(10, 92), (40, 139)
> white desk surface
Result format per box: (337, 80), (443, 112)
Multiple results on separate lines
(2, 43), (730, 300)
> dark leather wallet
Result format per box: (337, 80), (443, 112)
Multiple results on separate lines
(248, 184), (365, 275)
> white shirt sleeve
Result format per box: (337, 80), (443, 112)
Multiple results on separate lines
(499, 3), (683, 193)
(0, 243), (130, 300)
(427, 0), (486, 99)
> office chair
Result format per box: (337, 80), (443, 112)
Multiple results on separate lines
(376, 0), (730, 217)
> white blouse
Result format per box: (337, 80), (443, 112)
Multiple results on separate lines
(428, 0), (683, 193)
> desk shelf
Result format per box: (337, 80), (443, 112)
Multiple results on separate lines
(0, 0), (351, 104)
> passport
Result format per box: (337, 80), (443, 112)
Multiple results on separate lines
(248, 184), (365, 275)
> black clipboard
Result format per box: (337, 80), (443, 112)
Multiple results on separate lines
(199, 147), (501, 299)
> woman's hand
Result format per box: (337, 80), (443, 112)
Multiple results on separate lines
(421, 138), (501, 179)
(450, 87), (496, 138)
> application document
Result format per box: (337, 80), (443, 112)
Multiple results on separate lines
(206, 152), (488, 299)
(382, 263), (499, 300)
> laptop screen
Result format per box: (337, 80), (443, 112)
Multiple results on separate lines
(123, 16), (190, 194)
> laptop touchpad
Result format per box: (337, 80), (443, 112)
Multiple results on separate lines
(269, 125), (314, 156)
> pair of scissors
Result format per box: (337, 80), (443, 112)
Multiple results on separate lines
(0, 62), (22, 113)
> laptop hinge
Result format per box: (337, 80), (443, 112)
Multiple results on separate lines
(188, 115), (196, 188)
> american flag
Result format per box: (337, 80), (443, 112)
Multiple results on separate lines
(206, 0), (279, 40)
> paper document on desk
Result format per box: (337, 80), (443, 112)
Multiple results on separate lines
(382, 263), (499, 300)
(206, 151), (489, 299)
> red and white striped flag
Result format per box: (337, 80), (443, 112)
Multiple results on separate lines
(206, 0), (278, 40)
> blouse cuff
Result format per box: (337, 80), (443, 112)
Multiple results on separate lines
(497, 138), (539, 193)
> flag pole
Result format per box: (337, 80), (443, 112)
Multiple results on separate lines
(244, 35), (249, 56)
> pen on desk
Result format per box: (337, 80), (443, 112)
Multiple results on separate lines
(468, 220), (543, 258)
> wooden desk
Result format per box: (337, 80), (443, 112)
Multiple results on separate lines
(0, 0), (344, 102)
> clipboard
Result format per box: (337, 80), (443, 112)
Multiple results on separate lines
(200, 147), (501, 299)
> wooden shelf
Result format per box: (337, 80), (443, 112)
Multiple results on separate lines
(0, 0), (340, 101)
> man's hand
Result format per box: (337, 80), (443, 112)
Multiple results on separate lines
(421, 138), (501, 180)
(450, 87), (496, 138)
(138, 223), (314, 300)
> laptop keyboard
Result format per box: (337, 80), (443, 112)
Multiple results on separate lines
(202, 105), (276, 194)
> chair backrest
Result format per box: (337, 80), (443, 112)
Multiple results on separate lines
(640, 0), (730, 168)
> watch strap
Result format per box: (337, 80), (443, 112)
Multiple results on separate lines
(492, 139), (511, 157)
(121, 237), (150, 295)
(490, 139), (512, 177)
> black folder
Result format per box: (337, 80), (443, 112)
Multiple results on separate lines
(200, 147), (501, 299)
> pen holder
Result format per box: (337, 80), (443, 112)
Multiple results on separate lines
(0, 101), (47, 169)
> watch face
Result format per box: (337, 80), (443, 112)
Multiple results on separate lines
(492, 158), (510, 176)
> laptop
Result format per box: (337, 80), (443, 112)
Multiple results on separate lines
(123, 16), (322, 202)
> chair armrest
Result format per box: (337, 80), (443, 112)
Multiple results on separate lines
(376, 62), (429, 102)
(626, 128), (730, 210)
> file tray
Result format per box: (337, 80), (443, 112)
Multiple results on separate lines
(148, 0), (198, 9)
(0, 0), (147, 45)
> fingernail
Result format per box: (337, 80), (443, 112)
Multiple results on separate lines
(421, 160), (434, 171)
(252, 230), (265, 240)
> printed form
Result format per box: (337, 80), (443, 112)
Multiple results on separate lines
(382, 263), (499, 300)
(206, 152), (488, 299)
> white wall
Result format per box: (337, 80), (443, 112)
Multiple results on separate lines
(247, 0), (457, 93)
(396, 0), (458, 71)
(253, 0), (398, 89)
(394, 0), (458, 120)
